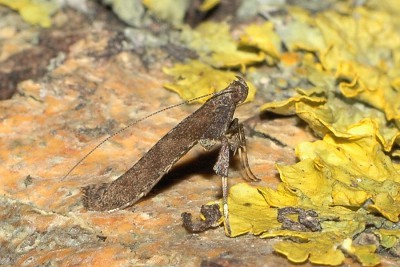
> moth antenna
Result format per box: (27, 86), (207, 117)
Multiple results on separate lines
(62, 91), (219, 180)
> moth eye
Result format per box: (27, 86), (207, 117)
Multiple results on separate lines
(236, 93), (245, 103)
(233, 88), (247, 103)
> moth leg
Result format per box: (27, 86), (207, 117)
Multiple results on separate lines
(213, 137), (232, 236)
(237, 124), (260, 182)
(227, 119), (260, 182)
(222, 175), (231, 236)
(213, 137), (230, 177)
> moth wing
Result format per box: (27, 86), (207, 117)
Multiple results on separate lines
(199, 104), (235, 150)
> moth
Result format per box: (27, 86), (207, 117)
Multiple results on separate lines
(65, 77), (258, 232)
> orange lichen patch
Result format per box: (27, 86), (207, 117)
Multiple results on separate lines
(12, 183), (64, 209)
(19, 211), (67, 233)
(251, 164), (278, 184)
(143, 212), (177, 229)
(11, 135), (64, 159)
(280, 52), (300, 67)
(43, 96), (73, 115)
(0, 169), (25, 193)
(16, 248), (76, 266)
(1, 114), (41, 132)
(0, 135), (69, 190)
(84, 246), (134, 266)
(83, 212), (140, 235)
(16, 246), (133, 267)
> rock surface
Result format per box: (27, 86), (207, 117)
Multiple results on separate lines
(2, 2), (397, 266)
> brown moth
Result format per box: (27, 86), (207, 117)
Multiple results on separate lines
(66, 77), (258, 233)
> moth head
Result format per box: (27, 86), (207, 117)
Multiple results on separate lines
(230, 76), (249, 104)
